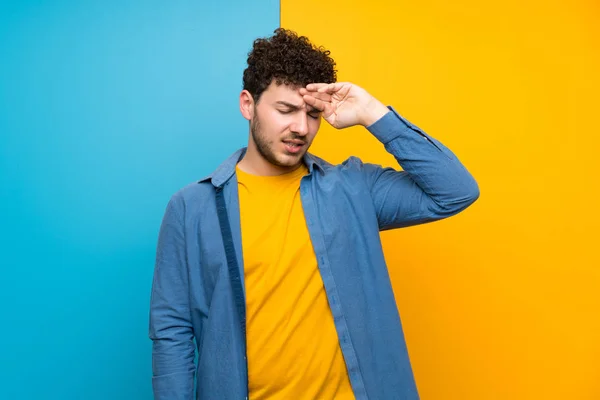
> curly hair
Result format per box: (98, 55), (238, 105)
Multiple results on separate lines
(243, 28), (337, 103)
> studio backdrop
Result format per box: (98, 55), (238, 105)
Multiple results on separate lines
(1, 0), (598, 399)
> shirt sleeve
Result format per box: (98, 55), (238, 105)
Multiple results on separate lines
(149, 193), (196, 399)
(361, 106), (480, 230)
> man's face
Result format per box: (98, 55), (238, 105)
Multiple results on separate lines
(249, 81), (322, 169)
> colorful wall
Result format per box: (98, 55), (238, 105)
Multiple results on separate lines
(0, 1), (278, 398)
(1, 0), (597, 399)
(282, 1), (600, 399)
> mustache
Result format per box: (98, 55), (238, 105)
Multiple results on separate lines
(282, 136), (307, 143)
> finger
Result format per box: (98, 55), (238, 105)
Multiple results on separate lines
(305, 83), (330, 91)
(303, 95), (335, 119)
(302, 94), (329, 111)
(317, 82), (348, 93)
(300, 88), (332, 102)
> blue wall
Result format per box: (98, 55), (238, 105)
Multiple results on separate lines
(0, 1), (278, 398)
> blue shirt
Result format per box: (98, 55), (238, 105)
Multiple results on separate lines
(149, 107), (480, 399)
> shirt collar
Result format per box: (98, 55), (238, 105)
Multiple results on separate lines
(198, 147), (326, 187)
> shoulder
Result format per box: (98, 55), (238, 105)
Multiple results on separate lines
(307, 152), (369, 175)
(317, 155), (374, 177)
(166, 147), (246, 211)
(308, 154), (383, 195)
(164, 179), (215, 218)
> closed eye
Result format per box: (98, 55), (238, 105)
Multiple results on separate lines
(277, 107), (320, 119)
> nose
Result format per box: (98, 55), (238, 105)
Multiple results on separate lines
(291, 112), (309, 137)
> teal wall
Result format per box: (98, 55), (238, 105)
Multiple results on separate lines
(0, 1), (278, 398)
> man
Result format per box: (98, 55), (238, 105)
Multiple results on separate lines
(149, 28), (479, 400)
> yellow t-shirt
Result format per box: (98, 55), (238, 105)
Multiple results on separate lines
(236, 164), (355, 400)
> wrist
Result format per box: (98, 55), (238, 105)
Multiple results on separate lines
(360, 97), (390, 127)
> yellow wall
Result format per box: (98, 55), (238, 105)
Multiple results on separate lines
(282, 1), (600, 398)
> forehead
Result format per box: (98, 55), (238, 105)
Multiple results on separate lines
(261, 81), (303, 103)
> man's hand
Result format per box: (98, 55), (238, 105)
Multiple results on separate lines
(300, 82), (390, 129)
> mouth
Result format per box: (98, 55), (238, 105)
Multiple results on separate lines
(282, 139), (306, 154)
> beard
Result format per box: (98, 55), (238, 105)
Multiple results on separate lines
(250, 108), (307, 168)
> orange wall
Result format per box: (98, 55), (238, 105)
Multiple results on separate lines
(282, 1), (600, 398)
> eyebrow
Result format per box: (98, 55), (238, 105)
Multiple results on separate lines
(275, 101), (320, 113)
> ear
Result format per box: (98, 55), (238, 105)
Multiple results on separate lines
(240, 90), (255, 121)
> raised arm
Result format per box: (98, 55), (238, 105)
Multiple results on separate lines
(301, 82), (479, 230)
